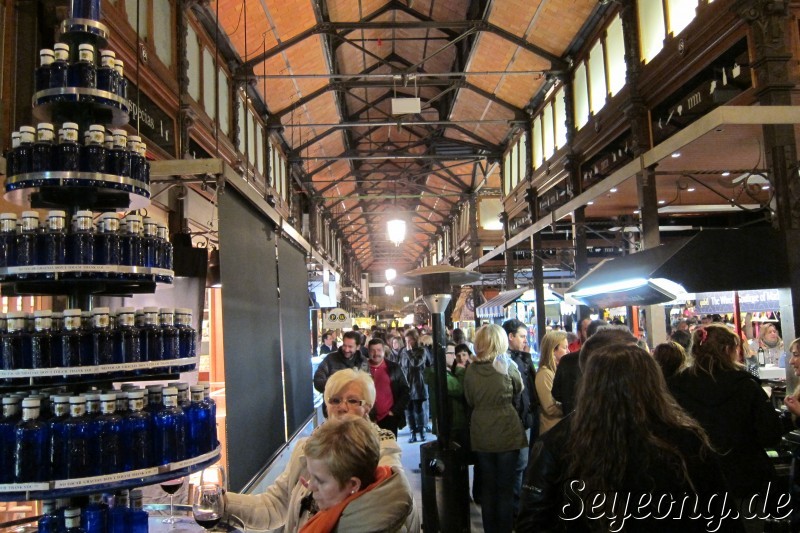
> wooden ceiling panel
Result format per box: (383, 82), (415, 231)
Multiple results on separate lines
(413, 0), (470, 21)
(266, 0), (317, 40)
(488, 0), (545, 41)
(213, 1), (276, 59)
(526, 0), (597, 55)
(327, 0), (390, 22)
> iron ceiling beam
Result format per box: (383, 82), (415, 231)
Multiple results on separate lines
(284, 119), (520, 128)
(292, 154), (487, 161)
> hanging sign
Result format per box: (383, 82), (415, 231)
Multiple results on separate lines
(126, 80), (177, 156)
(696, 289), (781, 314)
(322, 307), (352, 329)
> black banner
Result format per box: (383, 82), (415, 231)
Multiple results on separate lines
(126, 81), (177, 157)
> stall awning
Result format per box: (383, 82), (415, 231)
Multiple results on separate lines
(476, 287), (529, 318)
(566, 227), (788, 309)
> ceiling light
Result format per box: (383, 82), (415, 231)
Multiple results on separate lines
(403, 296), (410, 303)
(387, 219), (406, 246)
(609, 188), (618, 193)
(721, 171), (730, 177)
(762, 185), (770, 190)
(671, 152), (681, 158)
(687, 187), (695, 192)
(384, 284), (395, 296)
(658, 200), (666, 205)
(587, 201), (594, 205)
(633, 210), (640, 214)
(385, 268), (397, 281)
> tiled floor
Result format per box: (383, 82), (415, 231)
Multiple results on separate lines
(395, 425), (485, 532)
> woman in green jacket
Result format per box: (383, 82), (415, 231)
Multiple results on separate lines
(424, 343), (468, 447)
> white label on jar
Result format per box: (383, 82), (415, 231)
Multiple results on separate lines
(22, 407), (40, 420)
(101, 55), (115, 68)
(2, 404), (18, 418)
(54, 403), (69, 417)
(8, 317), (26, 331)
(88, 129), (104, 145)
(119, 313), (135, 327)
(191, 391), (203, 402)
(79, 48), (94, 62)
(63, 128), (79, 143)
(40, 53), (54, 66)
(164, 394), (178, 408)
(100, 401), (116, 415)
(128, 398), (144, 411)
(55, 49), (69, 62)
(34, 317), (52, 331)
(20, 130), (35, 144)
(93, 313), (110, 328)
(69, 404), (85, 417)
(64, 315), (81, 330)
(113, 132), (127, 148)
(37, 128), (54, 142)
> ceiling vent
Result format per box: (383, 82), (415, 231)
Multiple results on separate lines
(391, 97), (421, 115)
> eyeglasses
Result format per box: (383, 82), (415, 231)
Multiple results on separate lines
(327, 397), (366, 407)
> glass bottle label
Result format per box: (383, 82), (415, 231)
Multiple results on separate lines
(128, 398), (144, 411)
(69, 403), (85, 417)
(63, 128), (79, 143)
(64, 315), (81, 330)
(79, 49), (94, 62)
(100, 400), (115, 415)
(37, 128), (54, 142)
(93, 313), (110, 328)
(22, 407), (40, 420)
(164, 394), (178, 408)
(35, 316), (52, 330)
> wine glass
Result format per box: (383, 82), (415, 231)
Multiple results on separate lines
(193, 484), (225, 531)
(200, 464), (227, 492)
(160, 477), (184, 525)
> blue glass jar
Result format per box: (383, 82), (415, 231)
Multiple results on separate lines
(39, 210), (67, 275)
(201, 382), (218, 450)
(144, 384), (164, 415)
(96, 393), (123, 474)
(56, 122), (81, 172)
(175, 308), (196, 372)
(95, 213), (120, 271)
(80, 124), (107, 174)
(137, 141), (150, 185)
(128, 490), (148, 533)
(156, 223), (173, 281)
(114, 307), (140, 365)
(91, 307), (113, 366)
(127, 136), (143, 185)
(32, 123), (55, 173)
(2, 312), (27, 381)
(160, 308), (179, 363)
(114, 60), (127, 100)
(5, 132), (20, 177)
(139, 307), (162, 361)
(96, 50), (118, 95)
(68, 44), (96, 90)
(35, 49), (54, 93)
(37, 500), (59, 533)
(142, 217), (158, 268)
(61, 396), (90, 478)
(68, 210), (95, 274)
(108, 129), (130, 179)
(0, 396), (22, 483)
(82, 494), (108, 533)
(14, 397), (50, 482)
(49, 44), (69, 91)
(57, 309), (83, 373)
(29, 310), (53, 371)
(47, 394), (70, 479)
(107, 491), (129, 533)
(122, 390), (152, 470)
(13, 126), (36, 177)
(0, 213), (18, 270)
(185, 385), (210, 457)
(152, 386), (186, 465)
(70, 0), (100, 20)
(15, 211), (40, 277)
(84, 393), (101, 420)
(63, 508), (84, 533)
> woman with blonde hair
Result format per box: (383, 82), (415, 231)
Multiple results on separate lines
(464, 324), (527, 533)
(534, 330), (569, 434)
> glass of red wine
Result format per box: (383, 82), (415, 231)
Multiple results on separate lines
(193, 484), (225, 531)
(160, 477), (184, 525)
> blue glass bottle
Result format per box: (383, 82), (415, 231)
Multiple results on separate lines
(62, 396), (91, 478)
(108, 129), (130, 180)
(114, 307), (140, 366)
(144, 384), (164, 415)
(39, 211), (67, 276)
(122, 390), (152, 470)
(0, 396), (21, 483)
(15, 211), (39, 278)
(107, 490), (129, 533)
(127, 135), (143, 186)
(185, 385), (210, 457)
(137, 141), (150, 186)
(175, 308), (196, 372)
(29, 310), (53, 371)
(114, 60), (127, 101)
(82, 494), (107, 533)
(68, 210), (95, 275)
(160, 309), (179, 365)
(95, 213), (120, 279)
(63, 508), (85, 533)
(15, 126), (36, 179)
(84, 392), (101, 419)
(91, 307), (113, 367)
(14, 397), (50, 482)
(96, 50), (118, 95)
(120, 214), (142, 274)
(50, 44), (69, 91)
(32, 122), (55, 174)
(141, 217), (158, 268)
(2, 312), (27, 384)
(80, 125), (106, 174)
(37, 500), (59, 533)
(127, 490), (148, 533)
(70, 0), (100, 20)
(156, 223), (173, 282)
(57, 309), (83, 377)
(5, 132), (20, 177)
(139, 307), (162, 362)
(0, 213), (18, 270)
(95, 393), (123, 474)
(153, 386), (186, 465)
(68, 44), (96, 90)
(47, 394), (70, 479)
(200, 382), (218, 451)
(35, 49), (54, 93)
(56, 122), (81, 172)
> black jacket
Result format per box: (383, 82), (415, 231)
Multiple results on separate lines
(667, 368), (783, 498)
(370, 359), (410, 428)
(517, 416), (744, 532)
(509, 349), (538, 430)
(550, 350), (580, 415)
(400, 346), (432, 401)
(313, 349), (369, 394)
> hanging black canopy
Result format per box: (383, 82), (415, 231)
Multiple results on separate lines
(566, 227), (788, 308)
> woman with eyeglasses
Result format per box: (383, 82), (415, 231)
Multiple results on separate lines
(224, 369), (407, 531)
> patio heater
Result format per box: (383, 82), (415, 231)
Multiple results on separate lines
(398, 265), (481, 532)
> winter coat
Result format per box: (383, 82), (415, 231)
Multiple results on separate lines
(399, 346), (431, 401)
(550, 350), (580, 415)
(423, 365), (468, 434)
(463, 359), (528, 452)
(369, 359), (410, 429)
(313, 349), (369, 394)
(667, 367), (783, 498)
(509, 349), (538, 430)
(516, 416), (744, 532)
(534, 366), (562, 435)
(225, 423), (403, 532)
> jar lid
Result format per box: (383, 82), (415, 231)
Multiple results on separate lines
(146, 384), (164, 392)
(40, 49), (54, 56)
(112, 129), (127, 136)
(62, 122), (79, 130)
(63, 309), (82, 316)
(143, 306), (159, 313)
(127, 390), (145, 399)
(78, 43), (94, 52)
(33, 310), (52, 317)
(114, 59), (124, 67)
(83, 393), (100, 400)
(54, 43), (69, 51)
(124, 214), (142, 222)
(129, 135), (142, 142)
(37, 123), (54, 131)
(162, 387), (178, 396)
(160, 307), (175, 314)
(19, 125), (36, 134)
(0, 213), (18, 220)
(100, 49), (116, 57)
(68, 396), (86, 404)
(11, 132), (20, 138)
(89, 124), (105, 132)
(190, 385), (204, 393)
(143, 217), (156, 225)
(6, 311), (26, 318)
(176, 308), (192, 315)
(76, 210), (93, 218)
(22, 398), (41, 407)
(48, 210), (66, 218)
(99, 393), (117, 402)
(92, 307), (110, 314)
(118, 307), (136, 314)
(21, 211), (39, 219)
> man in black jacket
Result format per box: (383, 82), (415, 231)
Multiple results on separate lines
(313, 330), (368, 394)
(550, 319), (608, 415)
(366, 338), (410, 437)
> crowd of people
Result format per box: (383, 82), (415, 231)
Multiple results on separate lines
(221, 317), (800, 532)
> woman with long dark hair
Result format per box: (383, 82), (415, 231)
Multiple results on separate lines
(517, 343), (740, 532)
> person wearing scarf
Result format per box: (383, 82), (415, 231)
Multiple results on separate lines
(299, 415), (418, 532)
